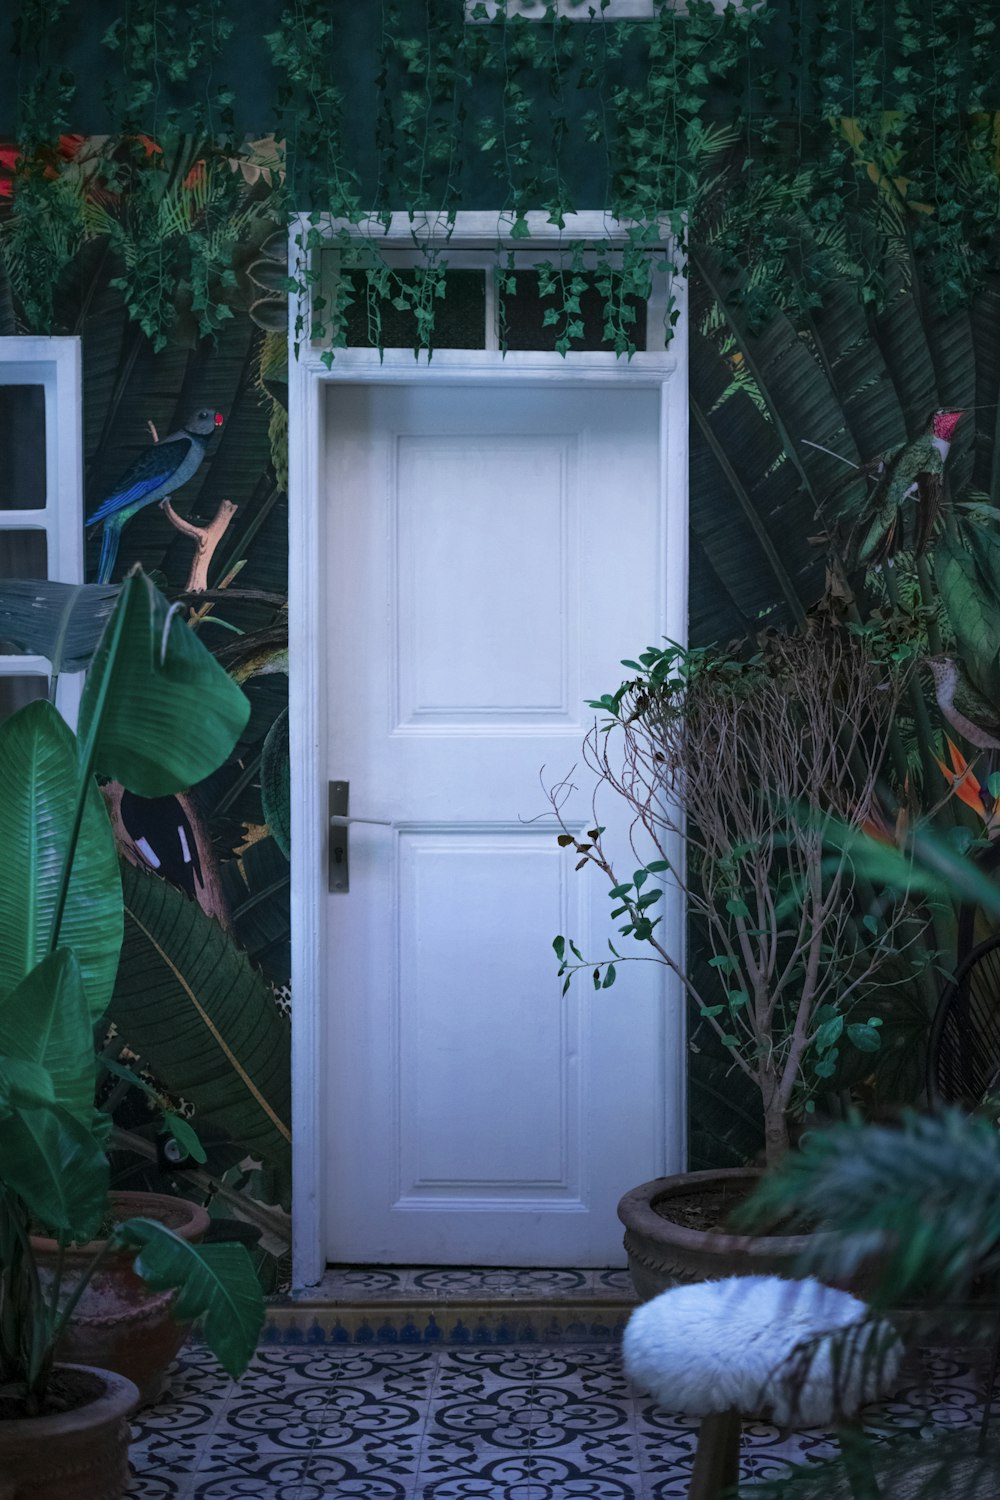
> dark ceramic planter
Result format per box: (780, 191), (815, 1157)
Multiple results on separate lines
(617, 1167), (817, 1301)
(0, 1364), (138, 1500)
(31, 1190), (211, 1407)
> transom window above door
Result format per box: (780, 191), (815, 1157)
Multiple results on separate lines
(318, 246), (672, 356)
(465, 0), (726, 20)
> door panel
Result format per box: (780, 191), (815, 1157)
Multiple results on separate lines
(323, 380), (678, 1265)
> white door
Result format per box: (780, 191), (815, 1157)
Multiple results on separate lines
(322, 376), (682, 1266)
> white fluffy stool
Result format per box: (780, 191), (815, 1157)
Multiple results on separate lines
(623, 1275), (901, 1500)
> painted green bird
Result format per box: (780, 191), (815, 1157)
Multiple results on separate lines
(87, 408), (224, 583)
(852, 410), (964, 566)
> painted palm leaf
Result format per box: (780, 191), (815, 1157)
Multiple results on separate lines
(109, 862), (292, 1208)
(0, 579), (120, 674)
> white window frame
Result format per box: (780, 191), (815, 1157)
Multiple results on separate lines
(0, 336), (84, 727)
(288, 209), (688, 1287)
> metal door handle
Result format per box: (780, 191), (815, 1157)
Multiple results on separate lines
(328, 781), (391, 892)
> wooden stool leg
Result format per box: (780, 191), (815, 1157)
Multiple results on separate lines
(835, 1424), (881, 1500)
(688, 1407), (741, 1500)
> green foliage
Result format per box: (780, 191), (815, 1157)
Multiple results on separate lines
(78, 567), (249, 797)
(110, 861), (292, 1208)
(740, 1108), (1000, 1311)
(0, 700), (123, 1015)
(114, 1216), (262, 1378)
(0, 569), (261, 1408)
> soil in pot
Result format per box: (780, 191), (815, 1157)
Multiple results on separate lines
(30, 1190), (211, 1407)
(0, 1363), (137, 1500)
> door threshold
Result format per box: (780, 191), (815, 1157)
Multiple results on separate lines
(263, 1266), (638, 1346)
(289, 1265), (636, 1304)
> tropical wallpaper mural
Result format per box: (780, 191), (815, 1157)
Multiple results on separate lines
(0, 134), (294, 1287)
(2, 2), (1000, 1282)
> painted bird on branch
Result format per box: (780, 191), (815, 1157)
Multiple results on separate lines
(87, 407), (224, 584)
(922, 655), (1000, 753)
(851, 409), (964, 566)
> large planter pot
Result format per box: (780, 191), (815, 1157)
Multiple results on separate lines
(0, 1363), (138, 1500)
(31, 1190), (211, 1407)
(618, 1167), (817, 1302)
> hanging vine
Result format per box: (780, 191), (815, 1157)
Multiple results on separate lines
(1, 0), (999, 352)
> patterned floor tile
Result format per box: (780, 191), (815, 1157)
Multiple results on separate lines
(300, 1267), (413, 1300)
(126, 1435), (202, 1499)
(186, 1443), (313, 1499)
(410, 1268), (593, 1299)
(123, 1336), (994, 1499)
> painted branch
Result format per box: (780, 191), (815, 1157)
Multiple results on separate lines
(101, 781), (234, 932)
(162, 496), (238, 593)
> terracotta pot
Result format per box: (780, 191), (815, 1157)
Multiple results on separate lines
(617, 1168), (819, 1301)
(0, 1363), (138, 1500)
(31, 1190), (211, 1407)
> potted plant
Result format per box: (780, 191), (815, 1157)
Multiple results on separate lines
(550, 625), (925, 1296)
(0, 567), (264, 1498)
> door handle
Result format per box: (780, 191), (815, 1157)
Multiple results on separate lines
(328, 781), (392, 893)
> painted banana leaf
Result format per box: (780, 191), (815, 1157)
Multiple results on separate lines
(223, 834), (291, 987)
(0, 699), (122, 1012)
(935, 528), (1000, 710)
(109, 862), (292, 1208)
(260, 707), (290, 858)
(79, 568), (250, 797)
(686, 233), (981, 645)
(0, 579), (120, 674)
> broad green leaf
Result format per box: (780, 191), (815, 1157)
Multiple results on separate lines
(109, 863), (291, 1207)
(115, 1216), (263, 1377)
(78, 569), (250, 797)
(163, 1113), (208, 1164)
(0, 699), (122, 1012)
(0, 579), (120, 674)
(0, 1100), (108, 1238)
(260, 707), (290, 859)
(847, 1023), (882, 1053)
(0, 950), (94, 1123)
(815, 1015), (844, 1053)
(0, 1056), (55, 1107)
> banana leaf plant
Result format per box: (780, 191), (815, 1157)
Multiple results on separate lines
(0, 566), (263, 1416)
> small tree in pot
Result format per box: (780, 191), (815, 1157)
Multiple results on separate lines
(552, 624), (926, 1172)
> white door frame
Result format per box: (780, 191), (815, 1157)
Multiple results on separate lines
(287, 211), (689, 1288)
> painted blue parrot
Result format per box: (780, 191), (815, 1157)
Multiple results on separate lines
(87, 407), (224, 584)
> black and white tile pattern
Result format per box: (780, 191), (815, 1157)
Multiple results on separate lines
(126, 1341), (993, 1499)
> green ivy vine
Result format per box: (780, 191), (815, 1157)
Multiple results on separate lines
(2, 0), (999, 354)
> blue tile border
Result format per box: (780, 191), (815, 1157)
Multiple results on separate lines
(261, 1304), (632, 1347)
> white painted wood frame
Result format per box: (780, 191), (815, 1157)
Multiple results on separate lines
(0, 337), (84, 727)
(288, 211), (689, 1287)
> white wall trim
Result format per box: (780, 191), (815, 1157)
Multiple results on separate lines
(288, 215), (688, 1288)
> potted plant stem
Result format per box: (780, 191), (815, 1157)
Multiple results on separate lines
(550, 624), (926, 1296)
(0, 567), (264, 1499)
